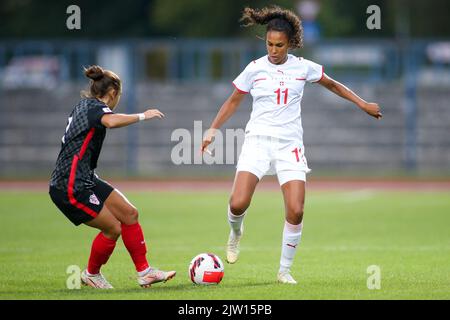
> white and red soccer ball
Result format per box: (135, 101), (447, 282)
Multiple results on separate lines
(189, 253), (224, 285)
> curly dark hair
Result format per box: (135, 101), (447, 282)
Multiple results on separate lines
(240, 5), (303, 49)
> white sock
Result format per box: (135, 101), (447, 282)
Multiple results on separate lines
(228, 205), (246, 236)
(86, 270), (98, 276)
(137, 266), (151, 277)
(279, 221), (303, 274)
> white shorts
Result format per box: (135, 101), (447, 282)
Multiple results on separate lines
(236, 135), (311, 186)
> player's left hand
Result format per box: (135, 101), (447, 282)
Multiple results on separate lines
(362, 102), (382, 119)
(143, 108), (165, 120)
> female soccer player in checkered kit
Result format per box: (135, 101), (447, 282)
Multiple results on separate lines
(201, 6), (382, 284)
(49, 66), (176, 288)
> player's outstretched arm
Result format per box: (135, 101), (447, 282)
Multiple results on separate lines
(101, 109), (165, 129)
(201, 90), (246, 153)
(318, 74), (382, 119)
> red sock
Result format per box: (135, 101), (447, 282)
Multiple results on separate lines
(121, 223), (149, 272)
(87, 232), (117, 275)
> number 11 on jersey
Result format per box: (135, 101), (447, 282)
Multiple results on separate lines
(275, 88), (288, 105)
(292, 147), (300, 162)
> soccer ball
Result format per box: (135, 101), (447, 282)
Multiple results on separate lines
(189, 253), (224, 285)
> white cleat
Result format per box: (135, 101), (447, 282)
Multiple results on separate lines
(81, 269), (114, 289)
(277, 271), (298, 285)
(138, 267), (176, 288)
(226, 227), (243, 264)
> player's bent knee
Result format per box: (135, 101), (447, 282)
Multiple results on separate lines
(229, 197), (250, 216)
(287, 205), (304, 223)
(128, 206), (139, 222)
(104, 223), (121, 239)
(120, 206), (139, 225)
(294, 207), (304, 219)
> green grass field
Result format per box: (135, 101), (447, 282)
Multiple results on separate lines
(0, 189), (449, 300)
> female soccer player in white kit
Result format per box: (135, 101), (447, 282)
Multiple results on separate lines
(201, 6), (382, 284)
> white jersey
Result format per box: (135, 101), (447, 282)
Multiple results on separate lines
(233, 54), (323, 142)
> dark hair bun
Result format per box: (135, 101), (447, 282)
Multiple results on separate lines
(84, 65), (104, 81)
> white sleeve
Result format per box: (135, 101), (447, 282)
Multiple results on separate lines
(232, 63), (255, 94)
(304, 58), (324, 83)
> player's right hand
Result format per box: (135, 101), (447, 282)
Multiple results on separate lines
(201, 137), (212, 153)
(201, 128), (216, 153)
(363, 102), (382, 119)
(143, 109), (165, 120)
